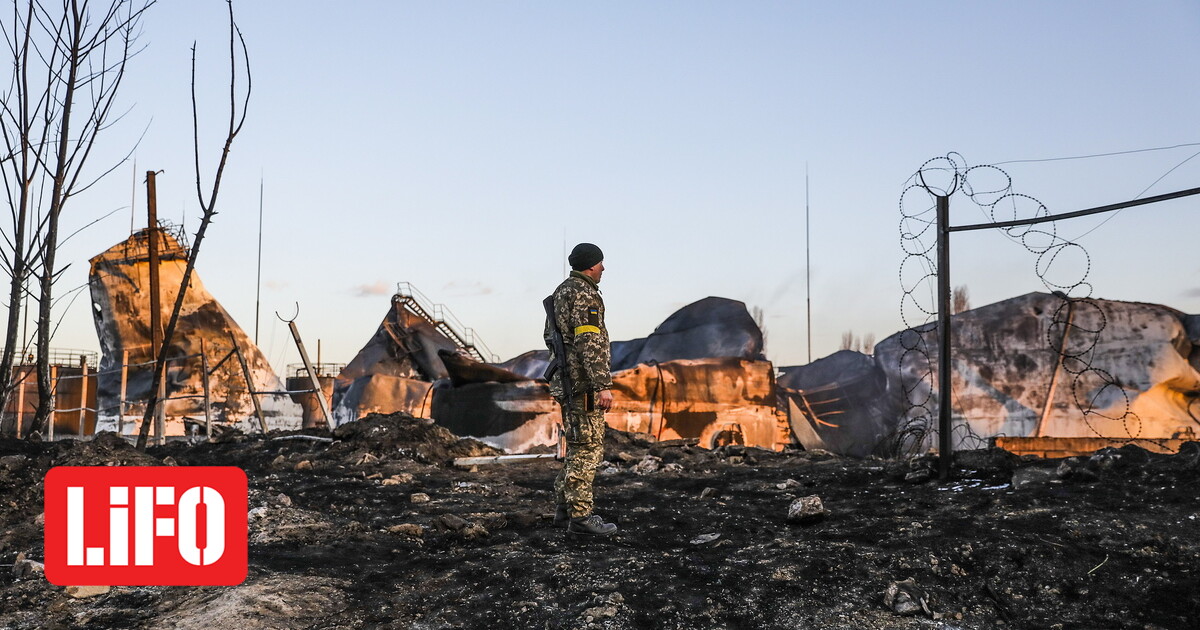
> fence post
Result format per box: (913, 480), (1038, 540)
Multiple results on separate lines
(287, 320), (332, 430)
(936, 194), (952, 480)
(229, 332), (267, 433)
(1035, 299), (1075, 437)
(48, 365), (57, 441)
(78, 355), (88, 437)
(201, 339), (213, 439)
(118, 351), (128, 435)
(15, 366), (26, 438)
(155, 373), (166, 446)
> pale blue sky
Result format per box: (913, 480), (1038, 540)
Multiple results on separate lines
(30, 0), (1200, 372)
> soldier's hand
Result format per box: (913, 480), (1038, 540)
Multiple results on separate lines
(596, 389), (613, 411)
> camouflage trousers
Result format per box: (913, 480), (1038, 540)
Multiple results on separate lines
(554, 397), (606, 519)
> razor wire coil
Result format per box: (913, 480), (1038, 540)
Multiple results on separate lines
(895, 154), (1147, 457)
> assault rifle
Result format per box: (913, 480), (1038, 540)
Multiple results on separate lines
(542, 294), (571, 459)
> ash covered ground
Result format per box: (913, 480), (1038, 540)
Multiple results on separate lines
(0, 412), (1198, 629)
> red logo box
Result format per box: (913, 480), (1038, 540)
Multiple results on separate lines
(44, 466), (247, 586)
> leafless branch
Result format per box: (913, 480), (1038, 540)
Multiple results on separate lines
(0, 0), (154, 436)
(138, 0), (248, 449)
(58, 204), (120, 245)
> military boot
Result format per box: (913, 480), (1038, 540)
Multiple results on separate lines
(554, 504), (569, 527)
(568, 514), (617, 536)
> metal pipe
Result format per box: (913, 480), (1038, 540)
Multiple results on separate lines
(950, 185), (1200, 232)
(453, 453), (558, 467)
(287, 320), (332, 430)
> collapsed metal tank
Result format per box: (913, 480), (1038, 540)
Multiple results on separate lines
(88, 227), (297, 434)
(334, 290), (789, 453)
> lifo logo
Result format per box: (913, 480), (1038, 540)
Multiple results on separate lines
(44, 466), (247, 586)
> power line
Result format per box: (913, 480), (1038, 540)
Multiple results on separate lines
(993, 141), (1200, 166)
(1068, 148), (1200, 241)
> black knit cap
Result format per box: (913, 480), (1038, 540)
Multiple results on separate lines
(568, 242), (603, 271)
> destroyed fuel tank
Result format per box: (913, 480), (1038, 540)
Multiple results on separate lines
(431, 357), (789, 453)
(331, 287), (490, 425)
(88, 227), (296, 434)
(776, 350), (896, 458)
(873, 292), (1200, 455)
(432, 298), (788, 453)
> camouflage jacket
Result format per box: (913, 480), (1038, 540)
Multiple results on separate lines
(544, 271), (612, 399)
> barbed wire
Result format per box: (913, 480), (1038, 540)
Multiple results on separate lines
(895, 154), (1145, 457)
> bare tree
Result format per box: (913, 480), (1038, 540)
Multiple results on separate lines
(0, 0), (40, 436)
(839, 330), (875, 354)
(952, 284), (970, 314)
(1, 0), (153, 436)
(750, 305), (767, 352)
(136, 0), (248, 449)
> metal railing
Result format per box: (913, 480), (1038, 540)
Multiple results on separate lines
(0, 347), (99, 370)
(394, 282), (500, 363)
(3, 352), (202, 441)
(287, 363), (345, 379)
(104, 222), (190, 264)
(4, 329), (339, 441)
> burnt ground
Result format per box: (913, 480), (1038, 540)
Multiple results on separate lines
(0, 412), (1198, 630)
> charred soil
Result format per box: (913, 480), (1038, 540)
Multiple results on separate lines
(0, 412), (1198, 629)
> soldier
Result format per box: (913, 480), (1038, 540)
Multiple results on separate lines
(543, 242), (617, 536)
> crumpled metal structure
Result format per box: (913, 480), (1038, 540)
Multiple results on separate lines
(334, 289), (1200, 457)
(336, 295), (788, 453)
(329, 295), (466, 426)
(780, 292), (1200, 457)
(88, 228), (293, 433)
(776, 350), (892, 458)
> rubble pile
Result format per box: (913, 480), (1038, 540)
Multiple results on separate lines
(328, 412), (502, 464)
(0, 414), (1197, 628)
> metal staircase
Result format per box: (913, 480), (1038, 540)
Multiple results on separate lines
(392, 282), (499, 364)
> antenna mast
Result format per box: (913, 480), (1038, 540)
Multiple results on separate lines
(255, 177), (264, 344)
(806, 163), (812, 363)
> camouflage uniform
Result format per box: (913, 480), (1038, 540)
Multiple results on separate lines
(544, 270), (612, 519)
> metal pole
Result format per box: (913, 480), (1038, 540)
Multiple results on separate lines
(287, 321), (332, 429)
(78, 355), (88, 437)
(805, 163), (812, 363)
(254, 177), (263, 344)
(936, 195), (952, 480)
(229, 332), (267, 433)
(950, 185), (1200, 233)
(130, 159), (136, 234)
(146, 171), (165, 445)
(118, 351), (128, 435)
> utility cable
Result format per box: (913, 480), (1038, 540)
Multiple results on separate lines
(993, 141), (1200, 166)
